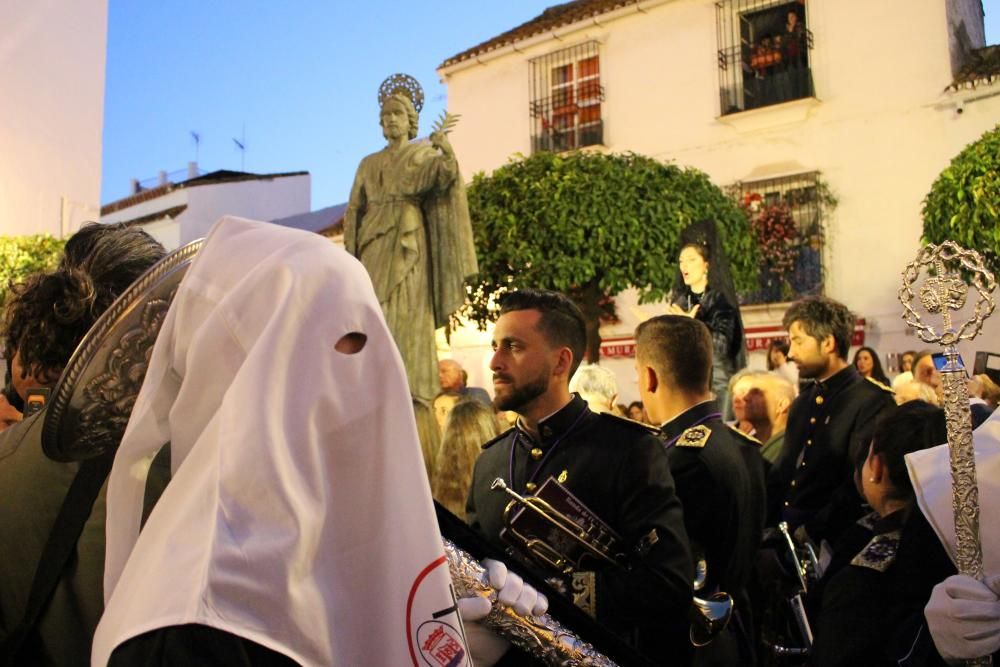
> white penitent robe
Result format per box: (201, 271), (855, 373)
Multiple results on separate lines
(906, 408), (999, 575)
(93, 216), (467, 667)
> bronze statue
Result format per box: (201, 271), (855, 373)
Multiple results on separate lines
(344, 74), (477, 401)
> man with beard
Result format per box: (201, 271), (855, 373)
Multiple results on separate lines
(465, 289), (693, 665)
(767, 296), (894, 545)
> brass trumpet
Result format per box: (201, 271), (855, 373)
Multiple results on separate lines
(492, 478), (623, 573)
(493, 477), (734, 647)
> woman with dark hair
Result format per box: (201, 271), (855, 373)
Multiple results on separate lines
(668, 219), (746, 410)
(0, 222), (165, 666)
(2, 222), (165, 420)
(810, 400), (956, 666)
(853, 346), (891, 387)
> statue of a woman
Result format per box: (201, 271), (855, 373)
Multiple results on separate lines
(344, 77), (478, 401)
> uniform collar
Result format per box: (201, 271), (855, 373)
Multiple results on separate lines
(814, 364), (859, 394)
(515, 394), (588, 448)
(872, 508), (906, 535)
(658, 399), (722, 443)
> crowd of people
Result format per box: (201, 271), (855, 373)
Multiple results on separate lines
(0, 219), (998, 667)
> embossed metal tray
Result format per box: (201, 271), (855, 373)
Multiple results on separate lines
(42, 239), (203, 462)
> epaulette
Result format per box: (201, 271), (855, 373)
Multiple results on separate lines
(856, 511), (880, 532)
(596, 411), (660, 435)
(727, 425), (762, 447)
(676, 424), (711, 448)
(481, 426), (515, 450)
(865, 376), (894, 394)
(850, 530), (901, 572)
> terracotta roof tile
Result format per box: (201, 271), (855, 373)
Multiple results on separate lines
(439, 0), (639, 68)
(948, 44), (1000, 91)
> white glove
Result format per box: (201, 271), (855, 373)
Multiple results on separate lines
(455, 559), (550, 667)
(926, 574), (1000, 662)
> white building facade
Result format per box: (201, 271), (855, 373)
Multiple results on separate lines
(437, 0), (1000, 402)
(100, 169), (311, 250)
(0, 0), (108, 237)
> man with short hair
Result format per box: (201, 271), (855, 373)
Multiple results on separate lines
(635, 315), (765, 665)
(438, 358), (492, 406)
(466, 289), (693, 664)
(769, 296), (895, 543)
(747, 373), (796, 465)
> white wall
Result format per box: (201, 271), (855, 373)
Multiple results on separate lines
(440, 0), (1000, 393)
(179, 174), (310, 243)
(0, 0), (107, 236)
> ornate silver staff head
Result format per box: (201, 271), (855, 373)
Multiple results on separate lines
(899, 242), (996, 667)
(42, 239), (203, 462)
(899, 240), (996, 348)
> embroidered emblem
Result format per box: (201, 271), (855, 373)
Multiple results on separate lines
(850, 530), (901, 572)
(557, 469), (568, 484)
(677, 425), (711, 448)
(571, 571), (597, 618)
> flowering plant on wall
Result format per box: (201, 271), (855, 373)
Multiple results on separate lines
(749, 203), (799, 281)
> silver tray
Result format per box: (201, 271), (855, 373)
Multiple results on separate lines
(42, 239), (203, 462)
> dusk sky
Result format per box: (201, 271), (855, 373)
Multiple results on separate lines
(101, 1), (1000, 210)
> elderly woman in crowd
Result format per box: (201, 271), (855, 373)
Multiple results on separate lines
(569, 363), (620, 415)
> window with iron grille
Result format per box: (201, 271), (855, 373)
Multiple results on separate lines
(529, 41), (605, 153)
(730, 171), (830, 304)
(716, 0), (814, 115)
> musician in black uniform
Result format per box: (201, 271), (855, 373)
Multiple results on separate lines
(635, 315), (766, 666)
(768, 296), (895, 544)
(466, 289), (694, 665)
(810, 401), (955, 666)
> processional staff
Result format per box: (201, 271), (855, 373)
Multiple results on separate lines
(899, 241), (997, 666)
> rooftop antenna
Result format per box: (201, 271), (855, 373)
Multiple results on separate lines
(232, 122), (246, 172)
(190, 131), (201, 163)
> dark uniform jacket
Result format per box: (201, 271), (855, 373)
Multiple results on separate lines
(661, 400), (766, 667)
(768, 365), (894, 542)
(466, 395), (694, 664)
(660, 400), (766, 596)
(812, 508), (955, 667)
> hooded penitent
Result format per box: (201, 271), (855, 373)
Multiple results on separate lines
(93, 217), (467, 666)
(906, 408), (999, 575)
